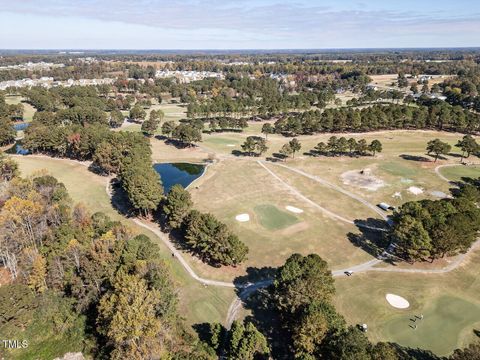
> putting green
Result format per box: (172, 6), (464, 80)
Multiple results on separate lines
(254, 204), (298, 231)
(382, 296), (480, 355)
(439, 165), (480, 182)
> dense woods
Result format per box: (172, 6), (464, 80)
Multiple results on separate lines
(0, 167), (207, 359)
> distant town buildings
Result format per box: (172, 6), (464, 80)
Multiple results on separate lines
(0, 77), (115, 90)
(0, 61), (65, 71)
(154, 70), (224, 83)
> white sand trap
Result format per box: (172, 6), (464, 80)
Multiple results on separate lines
(226, 144), (236, 147)
(285, 205), (304, 214)
(341, 170), (385, 191)
(408, 186), (423, 195)
(386, 294), (410, 309)
(235, 214), (250, 222)
(385, 294), (410, 309)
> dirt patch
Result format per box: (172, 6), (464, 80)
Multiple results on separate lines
(341, 169), (385, 191)
(0, 267), (12, 286)
(408, 186), (423, 195)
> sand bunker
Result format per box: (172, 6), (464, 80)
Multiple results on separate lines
(285, 205), (304, 214)
(386, 294), (410, 309)
(341, 169), (385, 191)
(235, 214), (250, 222)
(408, 186), (423, 195)
(392, 192), (402, 198)
(226, 144), (236, 147)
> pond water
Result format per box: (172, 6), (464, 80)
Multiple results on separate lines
(13, 122), (30, 131)
(153, 163), (205, 193)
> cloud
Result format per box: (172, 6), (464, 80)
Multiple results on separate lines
(0, 0), (479, 48)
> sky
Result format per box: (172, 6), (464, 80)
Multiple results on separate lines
(0, 0), (479, 49)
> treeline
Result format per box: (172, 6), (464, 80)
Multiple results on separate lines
(0, 169), (206, 359)
(273, 103), (480, 136)
(390, 180), (480, 263)
(310, 136), (383, 157)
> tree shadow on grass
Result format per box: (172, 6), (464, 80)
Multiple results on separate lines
(109, 178), (134, 218)
(349, 218), (399, 264)
(399, 154), (431, 162)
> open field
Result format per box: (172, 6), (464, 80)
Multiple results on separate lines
(12, 155), (235, 326)
(334, 250), (480, 356)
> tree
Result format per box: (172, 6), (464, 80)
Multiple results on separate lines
(172, 124), (202, 147)
(368, 139), (383, 156)
(391, 215), (432, 262)
(184, 210), (248, 266)
(279, 143), (293, 161)
(129, 104), (146, 122)
(162, 184), (193, 229)
(241, 136), (268, 156)
(261, 123), (274, 139)
(273, 253), (335, 314)
(356, 139), (368, 156)
(97, 272), (164, 359)
(121, 163), (163, 216)
(109, 110), (124, 128)
(226, 321), (269, 360)
(456, 135), (479, 159)
(426, 139), (451, 162)
(0, 152), (19, 181)
(289, 138), (301, 158)
(161, 121), (176, 138)
(141, 113), (161, 137)
(347, 138), (357, 156)
(0, 118), (15, 146)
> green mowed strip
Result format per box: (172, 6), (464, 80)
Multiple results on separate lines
(382, 296), (480, 355)
(254, 204), (298, 230)
(204, 136), (241, 146)
(439, 165), (480, 182)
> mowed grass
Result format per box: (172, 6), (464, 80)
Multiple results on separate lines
(12, 155), (235, 326)
(254, 204), (298, 230)
(439, 165), (480, 182)
(189, 158), (374, 281)
(334, 250), (480, 356)
(5, 95), (37, 122)
(383, 296), (480, 355)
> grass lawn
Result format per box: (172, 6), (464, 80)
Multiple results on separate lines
(439, 165), (480, 182)
(5, 95), (37, 122)
(254, 204), (299, 230)
(334, 249), (480, 356)
(12, 155), (235, 327)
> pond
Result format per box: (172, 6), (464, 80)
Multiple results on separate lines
(153, 162), (205, 193)
(13, 122), (30, 131)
